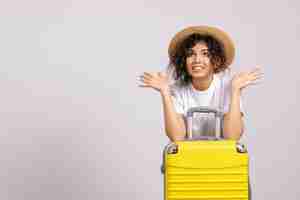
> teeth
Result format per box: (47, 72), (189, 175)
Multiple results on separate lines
(193, 67), (204, 70)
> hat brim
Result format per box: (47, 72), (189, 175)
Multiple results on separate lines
(168, 26), (235, 68)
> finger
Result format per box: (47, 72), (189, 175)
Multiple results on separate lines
(250, 78), (263, 83)
(138, 84), (149, 87)
(250, 68), (264, 75)
(236, 72), (246, 77)
(138, 83), (152, 88)
(137, 77), (152, 85)
(137, 79), (145, 86)
(137, 75), (145, 81)
(140, 75), (154, 82)
(144, 73), (158, 80)
(143, 72), (152, 78)
(247, 72), (264, 80)
(254, 65), (263, 70)
(144, 72), (158, 78)
(244, 80), (263, 86)
(137, 76), (146, 83)
(253, 65), (263, 71)
(246, 81), (263, 87)
(249, 73), (264, 80)
(251, 66), (262, 71)
(250, 74), (264, 82)
(141, 79), (154, 85)
(138, 85), (152, 88)
(139, 75), (153, 82)
(248, 72), (264, 80)
(249, 71), (264, 77)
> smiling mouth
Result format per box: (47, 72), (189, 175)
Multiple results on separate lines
(192, 65), (206, 70)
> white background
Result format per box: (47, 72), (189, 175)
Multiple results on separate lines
(0, 0), (299, 199)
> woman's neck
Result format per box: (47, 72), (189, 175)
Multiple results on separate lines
(191, 74), (214, 91)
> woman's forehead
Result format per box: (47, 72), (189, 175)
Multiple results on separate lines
(191, 42), (208, 50)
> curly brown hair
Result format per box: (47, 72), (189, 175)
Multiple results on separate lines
(168, 34), (227, 85)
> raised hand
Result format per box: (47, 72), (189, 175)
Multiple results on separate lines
(231, 67), (264, 92)
(138, 72), (170, 94)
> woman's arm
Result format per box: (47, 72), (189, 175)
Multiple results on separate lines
(223, 67), (263, 140)
(160, 90), (186, 141)
(223, 89), (244, 140)
(139, 72), (186, 141)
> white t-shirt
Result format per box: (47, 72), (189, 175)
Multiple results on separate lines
(170, 71), (244, 138)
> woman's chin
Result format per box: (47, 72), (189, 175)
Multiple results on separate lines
(190, 72), (210, 79)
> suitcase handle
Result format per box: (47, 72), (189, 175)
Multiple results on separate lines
(186, 106), (224, 140)
(186, 107), (222, 117)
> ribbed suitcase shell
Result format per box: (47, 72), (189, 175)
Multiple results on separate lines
(164, 140), (249, 200)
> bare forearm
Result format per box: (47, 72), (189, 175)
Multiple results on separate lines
(223, 89), (244, 140)
(161, 91), (186, 141)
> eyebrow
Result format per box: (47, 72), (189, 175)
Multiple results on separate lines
(190, 48), (209, 52)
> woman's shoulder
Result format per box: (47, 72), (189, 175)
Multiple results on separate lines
(170, 81), (189, 91)
(170, 81), (190, 96)
(216, 69), (231, 79)
(216, 69), (233, 86)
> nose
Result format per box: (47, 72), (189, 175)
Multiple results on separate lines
(194, 53), (204, 63)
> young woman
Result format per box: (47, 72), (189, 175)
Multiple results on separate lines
(139, 26), (263, 142)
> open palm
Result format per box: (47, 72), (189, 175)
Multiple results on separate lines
(138, 72), (170, 93)
(231, 67), (264, 91)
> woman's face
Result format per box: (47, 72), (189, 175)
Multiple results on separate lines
(185, 41), (214, 80)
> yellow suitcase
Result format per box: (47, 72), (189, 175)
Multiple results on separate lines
(162, 107), (250, 200)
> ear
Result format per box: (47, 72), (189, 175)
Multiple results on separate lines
(213, 64), (220, 72)
(212, 58), (222, 72)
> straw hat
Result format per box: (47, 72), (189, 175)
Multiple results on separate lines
(168, 26), (235, 67)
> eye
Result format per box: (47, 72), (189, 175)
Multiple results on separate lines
(202, 51), (210, 57)
(186, 50), (195, 57)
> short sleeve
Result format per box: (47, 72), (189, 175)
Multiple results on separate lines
(170, 85), (185, 114)
(219, 70), (245, 116)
